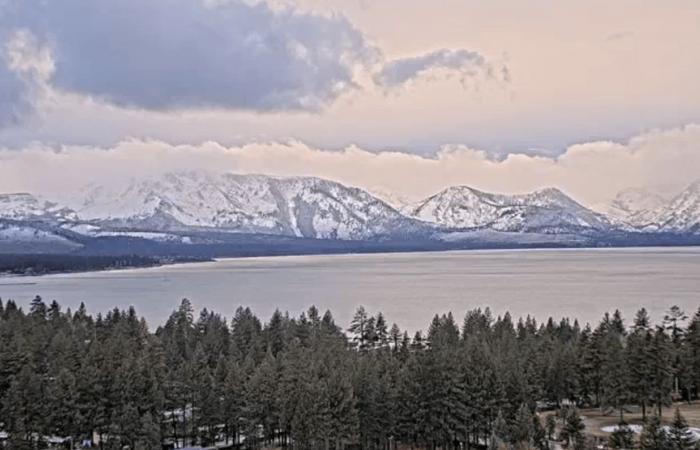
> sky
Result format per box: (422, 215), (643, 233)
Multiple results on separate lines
(0, 0), (699, 206)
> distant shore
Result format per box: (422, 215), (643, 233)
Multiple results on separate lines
(0, 254), (211, 278)
(1, 242), (700, 279)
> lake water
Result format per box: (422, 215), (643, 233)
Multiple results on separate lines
(1, 247), (699, 332)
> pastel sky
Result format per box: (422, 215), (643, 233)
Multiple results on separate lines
(0, 0), (699, 205)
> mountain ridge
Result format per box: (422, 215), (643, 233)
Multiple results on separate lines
(604, 180), (700, 233)
(1, 172), (699, 255)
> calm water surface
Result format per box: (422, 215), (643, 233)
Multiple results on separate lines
(1, 247), (699, 331)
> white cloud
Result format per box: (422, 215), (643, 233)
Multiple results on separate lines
(1, 125), (698, 207)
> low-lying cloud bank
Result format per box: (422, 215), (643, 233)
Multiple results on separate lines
(1, 124), (698, 207)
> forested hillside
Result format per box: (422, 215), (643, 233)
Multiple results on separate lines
(0, 298), (699, 449)
(0, 254), (187, 276)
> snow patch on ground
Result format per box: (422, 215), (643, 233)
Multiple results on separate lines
(600, 424), (700, 442)
(601, 424), (643, 434)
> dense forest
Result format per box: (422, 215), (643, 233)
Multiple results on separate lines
(0, 297), (699, 450)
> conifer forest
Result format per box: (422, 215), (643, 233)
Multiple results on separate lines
(1, 297), (699, 450)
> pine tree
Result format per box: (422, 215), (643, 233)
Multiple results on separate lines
(560, 408), (585, 448)
(137, 412), (161, 450)
(650, 326), (674, 416)
(389, 323), (401, 351)
(264, 309), (286, 356)
(545, 414), (557, 441)
(639, 415), (671, 450)
(511, 403), (533, 446)
(608, 422), (635, 449)
(667, 408), (695, 450)
(664, 306), (688, 396)
(601, 331), (631, 421)
(348, 306), (369, 350)
(243, 350), (279, 446)
(628, 308), (654, 419)
(531, 414), (549, 450)
(682, 307), (700, 402)
(29, 295), (47, 319)
(375, 312), (389, 348)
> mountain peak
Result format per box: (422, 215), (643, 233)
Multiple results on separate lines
(409, 185), (609, 232)
(63, 172), (421, 240)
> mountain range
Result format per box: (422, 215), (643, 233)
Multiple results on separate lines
(1, 171), (699, 255)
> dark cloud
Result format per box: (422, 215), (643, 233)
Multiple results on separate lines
(375, 49), (493, 87)
(0, 36), (31, 127)
(1, 0), (372, 113)
(0, 0), (504, 130)
(0, 63), (23, 126)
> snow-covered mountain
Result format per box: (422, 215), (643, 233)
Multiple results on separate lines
(652, 180), (700, 233)
(64, 172), (427, 240)
(0, 193), (77, 222)
(2, 172), (700, 254)
(408, 186), (612, 233)
(605, 188), (667, 220)
(605, 180), (700, 233)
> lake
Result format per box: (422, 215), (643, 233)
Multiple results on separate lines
(1, 247), (699, 332)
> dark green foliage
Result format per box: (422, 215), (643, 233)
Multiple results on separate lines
(560, 407), (585, 448)
(545, 414), (557, 441)
(0, 253), (187, 275)
(608, 422), (634, 449)
(639, 415), (672, 450)
(668, 408), (695, 450)
(0, 300), (697, 449)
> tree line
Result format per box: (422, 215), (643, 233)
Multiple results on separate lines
(0, 254), (204, 276)
(0, 297), (699, 449)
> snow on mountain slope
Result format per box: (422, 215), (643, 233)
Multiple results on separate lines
(607, 187), (667, 218)
(604, 180), (700, 233)
(600, 187), (668, 230)
(69, 172), (425, 240)
(3, 172), (699, 248)
(409, 186), (612, 233)
(655, 180), (700, 233)
(0, 222), (83, 253)
(0, 193), (77, 222)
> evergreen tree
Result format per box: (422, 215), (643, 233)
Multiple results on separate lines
(608, 422), (634, 449)
(650, 326), (674, 416)
(545, 414), (557, 441)
(667, 408), (695, 450)
(560, 408), (585, 448)
(639, 415), (671, 450)
(628, 308), (654, 419)
(348, 306), (369, 350)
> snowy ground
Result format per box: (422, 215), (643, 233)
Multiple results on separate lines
(600, 424), (644, 434)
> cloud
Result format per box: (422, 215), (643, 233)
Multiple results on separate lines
(1, 0), (373, 114)
(0, 52), (28, 127)
(375, 49), (506, 88)
(0, 125), (698, 208)
(0, 0), (507, 128)
(0, 29), (41, 127)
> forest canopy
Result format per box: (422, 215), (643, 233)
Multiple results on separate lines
(0, 297), (699, 450)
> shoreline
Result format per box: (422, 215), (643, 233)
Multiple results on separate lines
(0, 255), (210, 280)
(1, 243), (699, 280)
